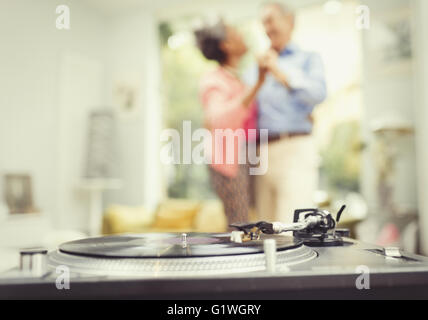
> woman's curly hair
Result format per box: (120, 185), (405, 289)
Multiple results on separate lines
(194, 20), (227, 64)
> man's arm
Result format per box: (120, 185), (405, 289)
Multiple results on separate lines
(264, 50), (327, 106)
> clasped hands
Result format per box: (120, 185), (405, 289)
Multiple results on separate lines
(256, 49), (291, 89)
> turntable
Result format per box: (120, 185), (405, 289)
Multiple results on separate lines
(1, 206), (428, 299)
(49, 233), (313, 277)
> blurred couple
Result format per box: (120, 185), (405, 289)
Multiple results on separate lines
(195, 2), (327, 228)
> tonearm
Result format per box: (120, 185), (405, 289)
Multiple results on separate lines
(230, 205), (349, 246)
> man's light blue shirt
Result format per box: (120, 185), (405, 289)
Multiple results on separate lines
(244, 43), (327, 135)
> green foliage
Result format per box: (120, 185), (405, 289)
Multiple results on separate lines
(161, 45), (214, 129)
(159, 22), (173, 47)
(320, 121), (363, 192)
(159, 22), (216, 199)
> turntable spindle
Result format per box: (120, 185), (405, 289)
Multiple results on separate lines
(181, 233), (187, 248)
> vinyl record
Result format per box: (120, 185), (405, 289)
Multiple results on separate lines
(59, 233), (303, 258)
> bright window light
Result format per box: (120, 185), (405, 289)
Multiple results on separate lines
(323, 0), (343, 15)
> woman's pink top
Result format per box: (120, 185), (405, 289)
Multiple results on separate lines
(199, 67), (257, 178)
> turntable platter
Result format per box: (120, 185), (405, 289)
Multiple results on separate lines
(59, 233), (303, 258)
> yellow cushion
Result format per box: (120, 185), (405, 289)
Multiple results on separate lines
(153, 199), (201, 230)
(103, 205), (155, 234)
(193, 200), (227, 233)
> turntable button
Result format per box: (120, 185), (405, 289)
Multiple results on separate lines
(19, 248), (48, 276)
(383, 247), (403, 258)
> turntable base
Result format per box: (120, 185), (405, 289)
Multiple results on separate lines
(2, 232), (428, 299)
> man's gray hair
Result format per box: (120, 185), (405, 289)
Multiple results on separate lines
(261, 1), (296, 18)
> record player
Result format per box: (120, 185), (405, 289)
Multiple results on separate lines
(1, 206), (428, 299)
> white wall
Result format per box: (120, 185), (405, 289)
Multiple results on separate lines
(413, 0), (428, 254)
(0, 0), (109, 232)
(0, 1), (163, 235)
(104, 9), (163, 211)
